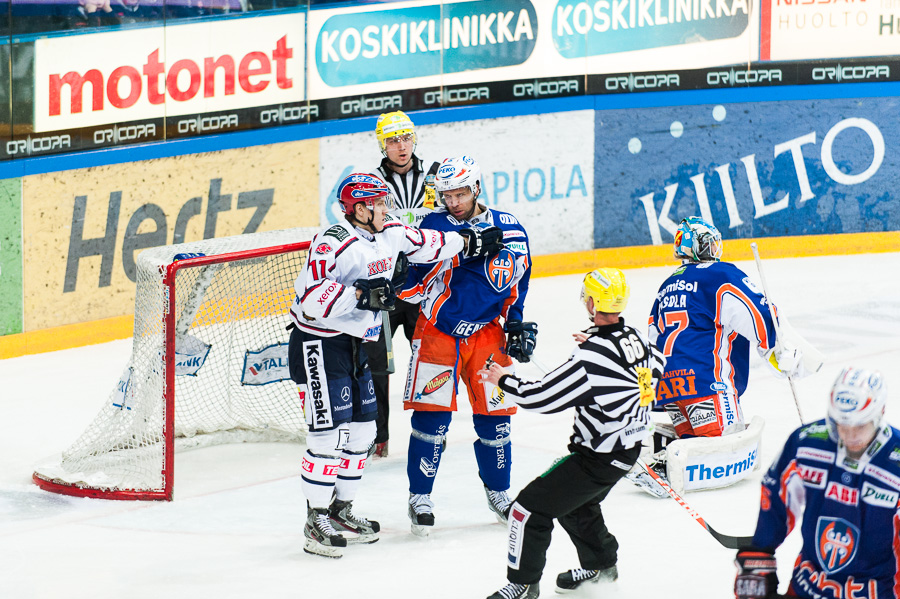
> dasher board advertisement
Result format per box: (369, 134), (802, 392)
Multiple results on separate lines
(307, 0), (758, 100)
(763, 0), (900, 61)
(33, 12), (305, 133)
(593, 96), (900, 250)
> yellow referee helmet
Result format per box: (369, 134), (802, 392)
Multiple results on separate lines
(581, 268), (630, 314)
(375, 111), (417, 156)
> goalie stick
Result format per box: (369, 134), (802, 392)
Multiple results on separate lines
(750, 242), (806, 424)
(528, 355), (754, 550)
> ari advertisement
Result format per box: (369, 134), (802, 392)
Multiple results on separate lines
(593, 96), (900, 249)
(21, 140), (318, 331)
(319, 110), (595, 255)
(34, 13), (305, 132)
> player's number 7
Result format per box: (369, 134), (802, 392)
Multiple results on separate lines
(661, 310), (689, 357)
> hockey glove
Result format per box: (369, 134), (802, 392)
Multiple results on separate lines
(459, 226), (504, 258)
(766, 344), (804, 379)
(734, 550), (778, 599)
(505, 320), (538, 363)
(391, 253), (410, 292)
(354, 278), (396, 312)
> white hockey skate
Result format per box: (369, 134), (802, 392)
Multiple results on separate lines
(304, 507), (347, 558)
(625, 454), (669, 499)
(486, 582), (539, 599)
(408, 493), (435, 537)
(329, 499), (380, 544)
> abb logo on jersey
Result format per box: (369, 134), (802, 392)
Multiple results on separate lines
(368, 258), (392, 276)
(825, 482), (859, 505)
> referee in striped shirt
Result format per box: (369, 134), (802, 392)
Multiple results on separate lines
(480, 268), (665, 599)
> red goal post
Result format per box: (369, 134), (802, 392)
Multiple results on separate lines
(33, 227), (318, 500)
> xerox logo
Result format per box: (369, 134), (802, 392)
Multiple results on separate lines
(34, 14), (305, 131)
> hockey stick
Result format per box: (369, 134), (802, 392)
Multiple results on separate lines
(636, 458), (754, 550)
(381, 310), (395, 374)
(749, 243), (805, 424)
(528, 356), (754, 550)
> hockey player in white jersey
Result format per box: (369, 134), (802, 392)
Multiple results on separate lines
(287, 173), (503, 558)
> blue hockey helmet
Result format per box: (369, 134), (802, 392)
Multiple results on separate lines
(674, 217), (722, 263)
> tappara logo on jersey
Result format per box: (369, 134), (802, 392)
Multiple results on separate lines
(815, 517), (859, 574)
(484, 248), (516, 292)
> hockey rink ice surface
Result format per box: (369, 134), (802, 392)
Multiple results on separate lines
(2, 252), (899, 599)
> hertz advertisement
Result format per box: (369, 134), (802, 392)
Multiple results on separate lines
(20, 141), (318, 331)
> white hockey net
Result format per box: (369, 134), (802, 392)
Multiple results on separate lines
(34, 227), (318, 500)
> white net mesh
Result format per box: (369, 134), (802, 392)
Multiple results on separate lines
(34, 227), (318, 498)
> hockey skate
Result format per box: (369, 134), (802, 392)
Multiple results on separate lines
(484, 485), (512, 524)
(408, 493), (435, 537)
(304, 506), (347, 558)
(625, 453), (669, 499)
(329, 499), (380, 544)
(555, 566), (617, 593)
(486, 582), (539, 599)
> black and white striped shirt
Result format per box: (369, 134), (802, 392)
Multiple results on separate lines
(376, 156), (439, 210)
(498, 319), (665, 453)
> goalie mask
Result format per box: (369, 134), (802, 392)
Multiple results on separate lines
(375, 111), (417, 157)
(674, 217), (723, 263)
(337, 173), (394, 216)
(827, 366), (887, 443)
(581, 267), (630, 315)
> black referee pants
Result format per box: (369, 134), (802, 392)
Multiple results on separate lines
(507, 444), (640, 585)
(366, 298), (420, 444)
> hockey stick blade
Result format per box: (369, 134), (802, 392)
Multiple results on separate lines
(636, 458), (754, 550)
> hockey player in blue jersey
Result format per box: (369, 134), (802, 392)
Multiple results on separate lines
(397, 155), (536, 536)
(649, 217), (802, 439)
(735, 367), (900, 599)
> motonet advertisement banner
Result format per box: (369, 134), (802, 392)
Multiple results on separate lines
(34, 13), (305, 132)
(21, 141), (318, 331)
(307, 0), (757, 100)
(319, 110), (594, 255)
(593, 96), (900, 249)
(764, 0), (900, 61)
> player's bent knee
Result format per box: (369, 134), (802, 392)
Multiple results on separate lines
(306, 426), (349, 458)
(345, 421), (376, 453)
(473, 414), (511, 446)
(410, 410), (452, 441)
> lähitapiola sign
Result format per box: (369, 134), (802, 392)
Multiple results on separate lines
(552, 0), (752, 57)
(313, 0), (538, 87)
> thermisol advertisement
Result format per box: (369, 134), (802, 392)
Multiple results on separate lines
(593, 96), (900, 249)
(319, 110), (595, 255)
(34, 12), (305, 132)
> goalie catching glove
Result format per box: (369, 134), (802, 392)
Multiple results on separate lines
(505, 320), (538, 363)
(354, 278), (396, 312)
(459, 225), (504, 258)
(765, 343), (804, 378)
(734, 550), (778, 599)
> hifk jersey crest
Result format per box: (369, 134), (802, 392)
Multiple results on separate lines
(815, 516), (859, 573)
(484, 248), (516, 292)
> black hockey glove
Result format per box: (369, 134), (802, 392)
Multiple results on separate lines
(505, 320), (538, 363)
(391, 253), (410, 292)
(734, 550), (778, 599)
(459, 226), (504, 258)
(354, 278), (396, 312)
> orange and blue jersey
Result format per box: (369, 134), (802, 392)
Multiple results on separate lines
(399, 207), (530, 338)
(752, 420), (900, 599)
(647, 261), (776, 406)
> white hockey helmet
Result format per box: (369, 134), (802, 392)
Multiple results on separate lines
(827, 366), (887, 440)
(434, 156), (481, 201)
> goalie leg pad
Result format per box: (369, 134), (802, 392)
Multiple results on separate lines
(665, 416), (765, 493)
(407, 410), (452, 494)
(473, 413), (512, 492)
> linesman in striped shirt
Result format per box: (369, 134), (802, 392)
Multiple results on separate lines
(479, 268), (665, 599)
